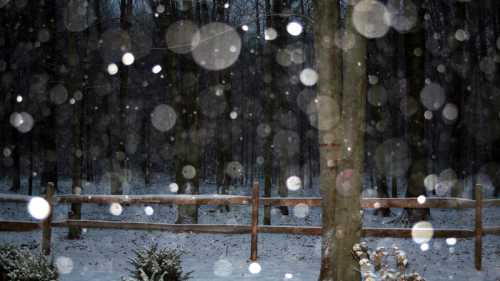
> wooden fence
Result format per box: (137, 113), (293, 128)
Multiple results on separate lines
(0, 182), (499, 270)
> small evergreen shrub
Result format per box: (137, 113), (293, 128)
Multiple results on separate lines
(0, 244), (58, 281)
(126, 244), (191, 281)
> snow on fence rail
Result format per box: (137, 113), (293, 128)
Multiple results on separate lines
(0, 182), (499, 270)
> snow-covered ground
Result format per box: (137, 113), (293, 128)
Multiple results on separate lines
(0, 178), (499, 281)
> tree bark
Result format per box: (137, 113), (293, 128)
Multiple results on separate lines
(314, 1), (366, 280)
(314, 0), (341, 278)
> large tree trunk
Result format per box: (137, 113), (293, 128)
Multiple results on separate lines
(315, 1), (366, 280)
(337, 4), (366, 279)
(314, 0), (341, 278)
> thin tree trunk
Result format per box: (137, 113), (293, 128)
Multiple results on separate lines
(404, 6), (430, 222)
(262, 0), (274, 225)
(68, 32), (82, 239)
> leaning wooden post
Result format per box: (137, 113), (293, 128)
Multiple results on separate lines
(250, 181), (259, 261)
(42, 182), (55, 256)
(474, 184), (483, 270)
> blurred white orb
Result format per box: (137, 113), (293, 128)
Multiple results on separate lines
(248, 262), (261, 274)
(152, 65), (162, 74)
(424, 174), (438, 191)
(225, 161), (243, 178)
(192, 22), (241, 71)
(417, 195), (426, 204)
(3, 147), (11, 157)
(9, 112), (24, 128)
(287, 22), (303, 36)
(166, 20), (199, 54)
(442, 103), (458, 121)
(384, 0), (418, 33)
(55, 256), (74, 274)
(424, 110), (433, 120)
(446, 237), (457, 246)
(420, 82), (446, 110)
(293, 203), (309, 218)
(420, 243), (430, 251)
(49, 84), (69, 105)
(241, 25), (249, 31)
(264, 28), (278, 41)
(169, 182), (179, 193)
(121, 52), (135, 66)
(182, 165), (196, 179)
(284, 273), (293, 279)
(28, 197), (50, 220)
(144, 206), (154, 216)
(286, 176), (302, 191)
(300, 68), (318, 86)
(109, 203), (123, 216)
(368, 85), (388, 106)
(16, 95), (23, 103)
(437, 168), (457, 196)
(10, 112), (34, 133)
(213, 259), (233, 277)
(353, 0), (390, 39)
(411, 221), (434, 244)
(455, 29), (469, 42)
(107, 63), (118, 75)
(151, 104), (177, 132)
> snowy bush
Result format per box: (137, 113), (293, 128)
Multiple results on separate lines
(125, 244), (192, 281)
(0, 244), (58, 281)
(352, 242), (425, 281)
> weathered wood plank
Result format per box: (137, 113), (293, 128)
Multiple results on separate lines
(53, 220), (252, 234)
(258, 225), (322, 236)
(362, 198), (475, 209)
(261, 197), (322, 206)
(362, 227), (474, 238)
(483, 199), (500, 208)
(0, 194), (33, 203)
(483, 227), (500, 235)
(260, 197), (476, 208)
(56, 194), (251, 205)
(0, 220), (40, 231)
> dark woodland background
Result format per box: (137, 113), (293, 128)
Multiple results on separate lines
(1, 0), (500, 204)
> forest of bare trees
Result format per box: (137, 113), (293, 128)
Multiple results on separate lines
(2, 0), (500, 280)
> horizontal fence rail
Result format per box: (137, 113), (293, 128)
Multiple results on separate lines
(56, 194), (252, 205)
(0, 182), (499, 269)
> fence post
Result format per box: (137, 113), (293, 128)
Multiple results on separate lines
(474, 184), (483, 270)
(250, 181), (259, 261)
(42, 182), (55, 256)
